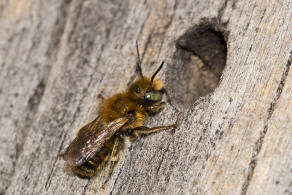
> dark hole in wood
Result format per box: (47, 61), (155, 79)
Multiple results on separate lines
(166, 23), (227, 108)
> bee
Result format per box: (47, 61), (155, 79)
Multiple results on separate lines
(60, 41), (180, 178)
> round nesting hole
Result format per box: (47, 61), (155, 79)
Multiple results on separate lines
(166, 23), (227, 108)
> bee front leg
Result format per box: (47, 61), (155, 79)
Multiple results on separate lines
(145, 102), (166, 114)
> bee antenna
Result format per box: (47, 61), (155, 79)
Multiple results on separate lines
(136, 40), (143, 77)
(150, 61), (164, 86)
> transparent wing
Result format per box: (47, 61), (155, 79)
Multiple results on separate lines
(62, 115), (132, 166)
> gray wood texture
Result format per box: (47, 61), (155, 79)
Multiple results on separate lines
(1, 0), (292, 194)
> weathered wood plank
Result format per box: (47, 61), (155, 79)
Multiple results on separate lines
(0, 0), (291, 194)
(0, 0), (72, 193)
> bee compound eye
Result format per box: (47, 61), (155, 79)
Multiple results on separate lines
(144, 91), (162, 102)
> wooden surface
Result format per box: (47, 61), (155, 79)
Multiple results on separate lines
(1, 0), (292, 194)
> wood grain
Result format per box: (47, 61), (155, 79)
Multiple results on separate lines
(0, 0), (291, 194)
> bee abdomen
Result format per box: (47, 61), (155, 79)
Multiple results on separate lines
(71, 138), (115, 178)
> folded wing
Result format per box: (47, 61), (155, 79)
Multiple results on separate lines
(62, 115), (132, 166)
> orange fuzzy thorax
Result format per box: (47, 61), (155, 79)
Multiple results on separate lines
(98, 76), (164, 127)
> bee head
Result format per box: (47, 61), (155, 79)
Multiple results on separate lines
(129, 41), (166, 103)
(128, 61), (164, 103)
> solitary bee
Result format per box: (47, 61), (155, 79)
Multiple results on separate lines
(60, 41), (180, 178)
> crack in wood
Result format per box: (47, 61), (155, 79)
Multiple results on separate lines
(27, 80), (46, 111)
(44, 104), (81, 191)
(4, 0), (76, 191)
(46, 0), (73, 59)
(4, 79), (46, 193)
(241, 50), (292, 195)
(44, 131), (68, 190)
(217, 0), (228, 23)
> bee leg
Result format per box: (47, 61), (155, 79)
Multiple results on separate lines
(128, 130), (139, 141)
(145, 102), (166, 114)
(131, 113), (182, 136)
(104, 137), (121, 185)
(132, 124), (175, 137)
(109, 137), (122, 171)
(111, 137), (121, 161)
